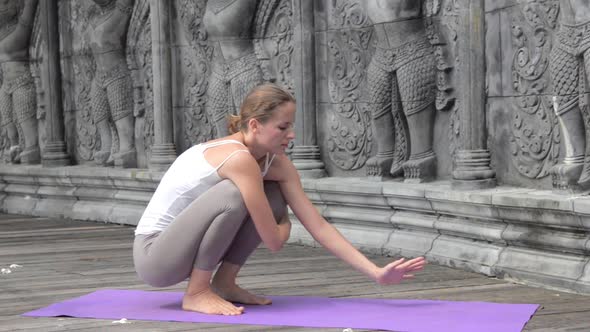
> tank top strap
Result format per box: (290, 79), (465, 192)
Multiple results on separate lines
(261, 153), (276, 176)
(214, 149), (251, 172)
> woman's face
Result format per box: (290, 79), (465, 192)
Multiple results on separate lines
(254, 102), (296, 155)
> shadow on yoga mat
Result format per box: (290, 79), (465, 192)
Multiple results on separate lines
(22, 289), (539, 332)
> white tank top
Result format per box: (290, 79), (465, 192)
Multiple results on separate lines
(135, 140), (275, 235)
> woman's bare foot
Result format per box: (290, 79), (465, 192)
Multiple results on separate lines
(212, 281), (272, 305)
(182, 288), (245, 315)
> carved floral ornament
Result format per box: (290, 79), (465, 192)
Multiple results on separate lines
(510, 0), (560, 179)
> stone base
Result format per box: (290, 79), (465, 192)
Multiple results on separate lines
(0, 165), (158, 227)
(2, 165), (590, 294)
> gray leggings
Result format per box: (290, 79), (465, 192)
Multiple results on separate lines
(133, 180), (286, 287)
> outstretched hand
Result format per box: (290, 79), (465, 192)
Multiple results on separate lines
(375, 257), (426, 285)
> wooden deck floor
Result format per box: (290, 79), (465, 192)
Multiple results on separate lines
(1, 213), (590, 331)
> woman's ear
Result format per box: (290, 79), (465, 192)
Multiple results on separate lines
(248, 118), (259, 133)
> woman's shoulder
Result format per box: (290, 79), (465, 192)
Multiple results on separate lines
(203, 134), (246, 146)
(264, 154), (297, 182)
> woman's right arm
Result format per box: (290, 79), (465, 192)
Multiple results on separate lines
(218, 152), (290, 252)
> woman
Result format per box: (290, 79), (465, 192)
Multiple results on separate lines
(133, 83), (426, 316)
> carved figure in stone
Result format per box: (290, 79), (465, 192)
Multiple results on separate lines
(549, 0), (590, 189)
(86, 0), (136, 167)
(0, 0), (39, 164)
(365, 0), (437, 182)
(203, 0), (278, 137)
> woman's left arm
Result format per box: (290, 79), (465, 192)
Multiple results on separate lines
(267, 156), (425, 285)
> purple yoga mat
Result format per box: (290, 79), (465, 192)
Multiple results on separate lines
(23, 289), (539, 332)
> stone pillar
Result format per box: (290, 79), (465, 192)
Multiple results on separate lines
(41, 0), (69, 167)
(291, 0), (325, 178)
(149, 0), (177, 170)
(452, 0), (495, 189)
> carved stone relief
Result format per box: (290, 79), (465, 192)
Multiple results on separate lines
(64, 0), (151, 168)
(511, 0), (590, 191)
(177, 0), (215, 147)
(326, 0), (373, 171)
(325, 0), (456, 177)
(201, 0), (294, 138)
(263, 0), (295, 93)
(0, 0), (40, 165)
(510, 0), (560, 180)
(29, 4), (46, 155)
(173, 0), (294, 146)
(86, 0), (136, 168)
(367, 0), (454, 183)
(126, 0), (153, 167)
(548, 0), (590, 190)
(63, 1), (93, 163)
(432, 0), (460, 155)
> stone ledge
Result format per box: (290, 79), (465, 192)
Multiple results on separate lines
(2, 165), (590, 294)
(0, 165), (159, 226)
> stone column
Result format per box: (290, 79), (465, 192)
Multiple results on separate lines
(452, 0), (495, 189)
(291, 0), (325, 178)
(149, 0), (177, 170)
(41, 0), (69, 167)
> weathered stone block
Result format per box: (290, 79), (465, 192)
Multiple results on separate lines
(4, 183), (38, 196)
(493, 189), (575, 211)
(502, 224), (589, 254)
(331, 223), (392, 255)
(384, 229), (438, 258)
(113, 189), (153, 204)
(494, 247), (587, 291)
(323, 205), (393, 226)
(435, 216), (506, 243)
(33, 198), (76, 219)
(390, 210), (438, 230)
(36, 185), (77, 198)
(71, 201), (114, 222)
(575, 262), (590, 294)
(107, 203), (145, 226)
(73, 187), (116, 201)
(383, 182), (431, 212)
(430, 199), (498, 220)
(3, 195), (39, 216)
(317, 179), (388, 207)
(428, 235), (504, 275)
(496, 206), (582, 229)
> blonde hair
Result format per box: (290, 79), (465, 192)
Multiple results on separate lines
(228, 83), (296, 134)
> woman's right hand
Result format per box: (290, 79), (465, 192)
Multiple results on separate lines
(374, 257), (426, 285)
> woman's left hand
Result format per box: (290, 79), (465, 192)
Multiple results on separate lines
(374, 257), (427, 285)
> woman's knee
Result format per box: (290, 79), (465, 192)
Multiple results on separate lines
(214, 179), (247, 215)
(134, 257), (190, 288)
